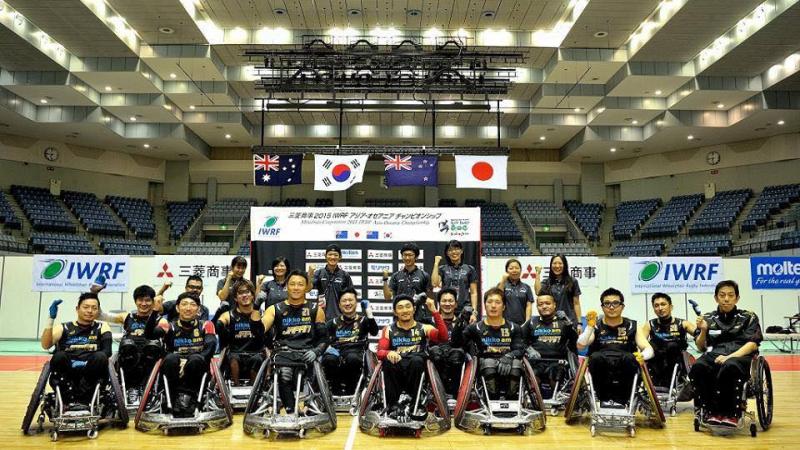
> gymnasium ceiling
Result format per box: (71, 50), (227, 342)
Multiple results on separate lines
(0, 0), (799, 162)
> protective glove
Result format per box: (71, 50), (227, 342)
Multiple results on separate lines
(302, 349), (318, 364)
(497, 356), (513, 376)
(90, 275), (107, 293)
(525, 347), (541, 361)
(48, 299), (63, 319)
(360, 299), (370, 313)
(458, 306), (474, 323)
(216, 301), (231, 315)
(634, 351), (644, 364)
(586, 310), (598, 328)
(413, 293), (427, 309)
(325, 346), (340, 357)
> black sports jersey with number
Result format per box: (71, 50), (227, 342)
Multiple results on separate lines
(523, 316), (577, 359)
(589, 318), (637, 354)
(168, 319), (208, 355)
(273, 300), (320, 350)
(227, 309), (262, 353)
(327, 314), (378, 352)
(703, 307), (762, 355)
(388, 322), (428, 354)
(458, 320), (524, 358)
(648, 317), (688, 351)
(123, 311), (153, 343)
(58, 321), (103, 360)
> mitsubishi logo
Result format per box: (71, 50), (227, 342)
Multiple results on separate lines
(157, 263), (174, 278)
(521, 264), (537, 280)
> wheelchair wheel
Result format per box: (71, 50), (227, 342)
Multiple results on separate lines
(106, 360), (129, 427)
(312, 360), (337, 431)
(755, 356), (773, 431)
(135, 358), (163, 427)
(22, 361), (51, 434)
(426, 360), (451, 423)
(638, 360), (666, 427)
(522, 358), (547, 427)
(244, 358), (272, 416)
(564, 357), (589, 423)
(453, 355), (477, 424)
(211, 359), (234, 422)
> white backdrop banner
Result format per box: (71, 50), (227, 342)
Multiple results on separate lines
(250, 207), (481, 242)
(481, 256), (600, 294)
(629, 257), (724, 293)
(32, 255), (130, 292)
(150, 255), (250, 306)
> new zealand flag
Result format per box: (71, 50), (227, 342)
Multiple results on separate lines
(383, 155), (438, 186)
(253, 154), (302, 186)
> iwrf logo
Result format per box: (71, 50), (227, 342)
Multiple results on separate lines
(638, 261), (662, 282)
(41, 259), (67, 279)
(257, 216), (280, 237)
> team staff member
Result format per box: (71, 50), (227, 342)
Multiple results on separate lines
(383, 242), (433, 323)
(145, 292), (216, 417)
(155, 276), (210, 321)
(522, 288), (578, 388)
(641, 292), (696, 388)
(691, 280), (762, 428)
(310, 244), (354, 320)
(41, 293), (112, 409)
(216, 280), (265, 386)
(432, 239), (478, 322)
(577, 288), (653, 407)
(535, 254), (582, 328)
(256, 256), (291, 309)
(217, 256), (249, 305)
(498, 258), (535, 325)
(323, 288), (378, 395)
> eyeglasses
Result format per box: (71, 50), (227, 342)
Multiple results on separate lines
(602, 301), (622, 309)
(186, 284), (203, 291)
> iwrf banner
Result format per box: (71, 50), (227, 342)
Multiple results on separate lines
(629, 257), (723, 294)
(32, 255), (130, 292)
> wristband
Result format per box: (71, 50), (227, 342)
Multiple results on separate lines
(382, 277), (389, 282)
(46, 318), (55, 328)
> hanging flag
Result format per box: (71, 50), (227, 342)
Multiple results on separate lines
(253, 154), (302, 186)
(314, 154), (369, 191)
(383, 155), (439, 186)
(454, 155), (508, 190)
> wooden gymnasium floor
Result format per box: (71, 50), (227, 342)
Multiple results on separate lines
(2, 354), (799, 449)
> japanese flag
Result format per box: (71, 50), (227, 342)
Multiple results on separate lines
(454, 155), (508, 190)
(314, 154), (369, 191)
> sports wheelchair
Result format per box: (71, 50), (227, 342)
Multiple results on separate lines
(242, 349), (337, 438)
(453, 355), (546, 435)
(22, 358), (128, 441)
(693, 353), (773, 437)
(649, 351), (694, 416)
(357, 359), (451, 437)
(217, 348), (267, 411)
(564, 356), (665, 437)
(327, 350), (378, 415)
(528, 354), (579, 416)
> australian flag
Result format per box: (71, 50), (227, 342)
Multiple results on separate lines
(383, 154), (438, 186)
(254, 154), (302, 186)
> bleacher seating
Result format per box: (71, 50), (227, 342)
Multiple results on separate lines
(11, 185), (76, 233)
(176, 241), (230, 255)
(166, 198), (205, 240)
(99, 238), (154, 255)
(515, 200), (565, 226)
(611, 239), (665, 256)
(612, 198), (661, 240)
(480, 203), (523, 241)
(740, 184), (800, 232)
(0, 192), (22, 230)
(539, 242), (593, 256)
(237, 241), (251, 256)
(688, 189), (752, 235)
(364, 199), (409, 207)
(29, 232), (95, 254)
(733, 225), (797, 255)
(204, 199), (256, 225)
(0, 232), (25, 253)
(640, 194), (703, 238)
(283, 198), (308, 206)
(482, 241), (533, 256)
(61, 190), (126, 236)
(438, 198), (457, 207)
(767, 229), (800, 251)
(315, 199), (333, 207)
(564, 201), (603, 241)
(670, 234), (732, 256)
(465, 199), (487, 208)
(106, 195), (155, 239)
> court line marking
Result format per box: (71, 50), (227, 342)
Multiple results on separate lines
(344, 413), (358, 450)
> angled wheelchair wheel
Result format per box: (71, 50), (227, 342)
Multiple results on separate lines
(453, 355), (477, 425)
(244, 358), (271, 416)
(755, 356), (773, 431)
(22, 361), (51, 434)
(312, 360), (337, 431)
(426, 360), (450, 423)
(135, 358), (163, 428)
(564, 357), (589, 424)
(638, 360), (666, 427)
(107, 359), (129, 427)
(210, 359), (234, 422)
(522, 358), (547, 427)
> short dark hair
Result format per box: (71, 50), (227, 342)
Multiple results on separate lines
(286, 269), (308, 285)
(325, 244), (341, 256)
(133, 285), (156, 301)
(651, 292), (671, 305)
(271, 256), (290, 272)
(230, 256), (248, 268)
(600, 287), (625, 305)
(715, 280), (739, 297)
(483, 287), (505, 304)
(338, 287), (358, 303)
(185, 275), (203, 287)
(504, 258), (521, 272)
(77, 292), (99, 307)
(401, 242), (420, 257)
(445, 239), (463, 251)
(437, 288), (458, 303)
(537, 286), (554, 298)
(392, 294), (414, 310)
(233, 279), (255, 296)
(177, 291), (201, 305)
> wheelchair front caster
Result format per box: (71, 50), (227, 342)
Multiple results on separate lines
(298, 428), (306, 439)
(517, 425), (527, 435)
(693, 418), (700, 432)
(87, 428), (98, 439)
(670, 406), (677, 417)
(37, 413), (45, 432)
(750, 423), (757, 437)
(263, 429), (270, 439)
(550, 408), (558, 416)
(50, 431), (58, 442)
(590, 425), (596, 437)
(482, 424), (491, 435)
(628, 426), (636, 437)
(414, 429), (422, 438)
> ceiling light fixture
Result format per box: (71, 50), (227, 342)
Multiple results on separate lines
(681, 90), (691, 96)
(777, 120), (785, 125)
(39, 98), (48, 104)
(594, 31), (608, 38)
(539, 136), (546, 141)
(158, 27), (174, 34)
(225, 133), (232, 139)
(574, 107), (582, 112)
(482, 10), (496, 18)
(104, 86), (112, 91)
(597, 107), (606, 113)
(610, 147), (617, 152)
(717, 104), (725, 109)
(143, 143), (150, 148)
(169, 73), (177, 79)
(189, 105), (196, 110)
(632, 120), (639, 125)
(687, 135), (694, 140)
(129, 116), (137, 121)
(347, 9), (361, 16)
(654, 89), (663, 95)
(407, 9), (421, 17)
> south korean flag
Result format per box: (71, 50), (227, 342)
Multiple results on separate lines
(314, 154), (369, 191)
